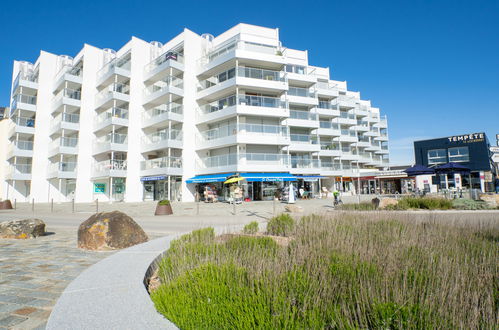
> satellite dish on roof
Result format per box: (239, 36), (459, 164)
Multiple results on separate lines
(201, 33), (214, 42)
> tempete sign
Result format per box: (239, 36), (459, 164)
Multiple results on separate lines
(447, 133), (484, 143)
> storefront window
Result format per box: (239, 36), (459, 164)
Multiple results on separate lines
(448, 147), (469, 162)
(428, 149), (447, 165)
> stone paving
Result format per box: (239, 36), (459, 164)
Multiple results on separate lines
(0, 229), (113, 329)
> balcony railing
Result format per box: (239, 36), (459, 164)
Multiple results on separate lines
(97, 133), (128, 144)
(318, 101), (338, 110)
(198, 67), (284, 90)
(141, 156), (182, 170)
(200, 153), (238, 168)
(95, 107), (129, 124)
(53, 88), (81, 103)
(144, 52), (184, 73)
(204, 40), (279, 64)
(96, 83), (130, 102)
(13, 71), (38, 91)
(144, 76), (183, 96)
(94, 159), (127, 172)
(239, 123), (288, 136)
(50, 161), (77, 172)
(290, 134), (318, 143)
(12, 163), (32, 173)
(320, 162), (341, 171)
(320, 143), (340, 151)
(143, 103), (183, 120)
(201, 125), (237, 141)
(319, 121), (340, 129)
(242, 153), (290, 165)
(14, 140), (34, 150)
(288, 87), (314, 98)
(12, 116), (35, 128)
(199, 94), (285, 115)
(341, 129), (357, 137)
(290, 110), (317, 121)
(97, 53), (131, 79)
(291, 158), (320, 168)
(51, 136), (78, 149)
(340, 112), (355, 119)
(142, 130), (182, 144)
(316, 81), (339, 90)
(12, 94), (37, 107)
(55, 64), (82, 82)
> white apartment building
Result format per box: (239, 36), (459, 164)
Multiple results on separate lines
(2, 23), (389, 203)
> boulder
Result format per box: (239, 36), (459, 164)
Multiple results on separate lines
(77, 211), (148, 251)
(0, 219), (46, 239)
(379, 198), (398, 209)
(0, 200), (13, 210)
(479, 194), (498, 207)
(285, 205), (303, 213)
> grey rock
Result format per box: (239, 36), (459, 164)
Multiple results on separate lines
(0, 219), (46, 239)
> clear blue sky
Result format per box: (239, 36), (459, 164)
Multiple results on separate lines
(1, 0), (498, 165)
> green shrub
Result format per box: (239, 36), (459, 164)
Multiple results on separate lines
(158, 199), (171, 205)
(396, 197), (453, 210)
(337, 202), (377, 211)
(452, 198), (490, 210)
(267, 213), (294, 236)
(225, 236), (279, 257)
(242, 221), (259, 235)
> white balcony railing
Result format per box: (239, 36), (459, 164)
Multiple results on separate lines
(290, 110), (317, 121)
(142, 103), (183, 120)
(290, 158), (320, 169)
(95, 107), (129, 124)
(203, 40), (280, 65)
(14, 140), (34, 150)
(50, 161), (77, 173)
(142, 130), (182, 145)
(141, 156), (182, 171)
(144, 76), (183, 96)
(290, 134), (318, 144)
(144, 52), (184, 73)
(93, 159), (127, 173)
(96, 83), (130, 102)
(97, 53), (131, 79)
(12, 116), (36, 128)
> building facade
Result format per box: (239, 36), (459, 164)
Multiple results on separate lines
(414, 133), (497, 192)
(3, 24), (389, 203)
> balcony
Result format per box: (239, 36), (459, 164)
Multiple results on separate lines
(94, 107), (129, 133)
(340, 148), (360, 161)
(144, 52), (184, 83)
(358, 152), (373, 163)
(93, 133), (128, 155)
(318, 143), (341, 157)
(196, 153), (290, 175)
(374, 132), (389, 142)
(6, 140), (34, 159)
(52, 88), (81, 113)
(335, 112), (357, 125)
(375, 145), (390, 154)
(320, 161), (342, 175)
(141, 130), (182, 153)
(354, 106), (370, 117)
(315, 102), (340, 117)
(288, 134), (320, 152)
(374, 117), (388, 128)
(96, 54), (131, 88)
(6, 163), (32, 181)
(140, 156), (182, 177)
(287, 110), (319, 128)
(11, 94), (37, 113)
(315, 81), (340, 98)
(49, 113), (80, 136)
(197, 67), (287, 101)
(337, 96), (357, 109)
(47, 161), (77, 179)
(287, 87), (318, 106)
(353, 120), (369, 132)
(290, 158), (321, 175)
(197, 94), (288, 124)
(95, 83), (130, 110)
(92, 159), (127, 178)
(335, 130), (358, 143)
(196, 124), (289, 150)
(315, 122), (341, 136)
(10, 116), (35, 135)
(142, 103), (183, 129)
(53, 65), (83, 93)
(200, 40), (286, 75)
(12, 71), (38, 94)
(353, 138), (371, 148)
(143, 76), (183, 106)
(48, 136), (79, 157)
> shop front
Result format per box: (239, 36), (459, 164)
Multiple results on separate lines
(240, 173), (297, 201)
(141, 175), (182, 201)
(186, 173), (235, 202)
(294, 176), (322, 198)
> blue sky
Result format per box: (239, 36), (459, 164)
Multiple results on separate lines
(1, 0), (498, 165)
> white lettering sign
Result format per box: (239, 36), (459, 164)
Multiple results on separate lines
(447, 133), (484, 143)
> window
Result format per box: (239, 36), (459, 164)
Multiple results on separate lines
(427, 149), (447, 165)
(448, 147), (469, 162)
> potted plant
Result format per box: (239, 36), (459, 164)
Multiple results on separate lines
(0, 199), (13, 210)
(154, 200), (173, 215)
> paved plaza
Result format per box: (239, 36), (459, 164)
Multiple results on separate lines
(1, 197), (498, 329)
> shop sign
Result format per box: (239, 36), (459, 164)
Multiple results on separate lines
(447, 133), (484, 143)
(94, 183), (105, 193)
(490, 146), (499, 153)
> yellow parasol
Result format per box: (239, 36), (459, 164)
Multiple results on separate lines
(224, 177), (245, 184)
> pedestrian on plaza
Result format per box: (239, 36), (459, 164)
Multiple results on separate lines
(495, 176), (499, 194)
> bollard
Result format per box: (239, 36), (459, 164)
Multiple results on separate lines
(72, 198), (75, 213)
(96, 199), (99, 213)
(51, 199), (54, 213)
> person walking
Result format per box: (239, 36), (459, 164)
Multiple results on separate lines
(495, 176), (499, 194)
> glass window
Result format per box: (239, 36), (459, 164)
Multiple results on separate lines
(227, 68), (235, 79)
(448, 147), (469, 162)
(427, 149), (447, 165)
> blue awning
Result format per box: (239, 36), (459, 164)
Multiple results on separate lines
(186, 173), (235, 184)
(140, 176), (166, 182)
(295, 175), (324, 182)
(240, 173), (297, 182)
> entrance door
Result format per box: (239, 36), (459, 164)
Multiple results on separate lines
(144, 183), (154, 200)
